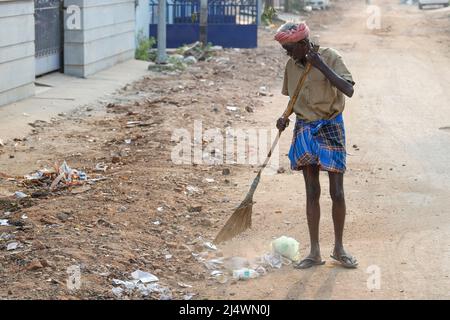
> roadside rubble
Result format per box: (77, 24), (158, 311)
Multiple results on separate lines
(148, 41), (225, 72)
(0, 27), (287, 299)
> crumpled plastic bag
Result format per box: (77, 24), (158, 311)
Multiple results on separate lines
(271, 236), (300, 261)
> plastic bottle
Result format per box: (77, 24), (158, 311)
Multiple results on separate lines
(232, 268), (259, 280)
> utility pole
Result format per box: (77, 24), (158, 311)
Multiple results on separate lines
(157, 0), (167, 63)
(257, 0), (262, 26)
(199, 0), (207, 46)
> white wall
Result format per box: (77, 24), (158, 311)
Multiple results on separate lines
(135, 0), (150, 46)
(64, 0), (136, 78)
(0, 0), (35, 106)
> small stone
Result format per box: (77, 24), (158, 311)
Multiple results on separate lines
(188, 206), (202, 213)
(277, 167), (285, 174)
(200, 218), (213, 227)
(112, 156), (121, 164)
(27, 259), (44, 271)
(32, 240), (46, 250)
(245, 106), (254, 113)
(222, 168), (231, 175)
(57, 212), (69, 222)
(40, 259), (51, 268)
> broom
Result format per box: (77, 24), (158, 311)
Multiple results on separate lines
(214, 44), (319, 244)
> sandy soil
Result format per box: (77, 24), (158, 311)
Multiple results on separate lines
(0, 0), (449, 299)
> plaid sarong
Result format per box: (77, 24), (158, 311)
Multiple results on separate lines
(288, 113), (346, 173)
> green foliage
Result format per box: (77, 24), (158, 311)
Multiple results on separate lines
(135, 30), (156, 61)
(261, 6), (277, 25)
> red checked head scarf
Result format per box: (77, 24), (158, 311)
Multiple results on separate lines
(274, 22), (310, 44)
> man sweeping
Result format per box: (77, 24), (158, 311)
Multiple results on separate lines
(275, 22), (358, 269)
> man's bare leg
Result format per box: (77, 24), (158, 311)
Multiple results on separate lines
(328, 172), (358, 267)
(295, 165), (324, 268)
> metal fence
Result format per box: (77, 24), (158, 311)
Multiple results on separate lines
(149, 0), (258, 48)
(34, 0), (63, 75)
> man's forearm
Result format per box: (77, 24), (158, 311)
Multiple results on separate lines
(317, 63), (354, 98)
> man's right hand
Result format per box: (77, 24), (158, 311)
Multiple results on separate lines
(276, 117), (290, 132)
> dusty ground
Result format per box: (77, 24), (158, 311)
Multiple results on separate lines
(1, 0), (449, 299)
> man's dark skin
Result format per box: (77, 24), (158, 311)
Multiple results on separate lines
(277, 38), (357, 268)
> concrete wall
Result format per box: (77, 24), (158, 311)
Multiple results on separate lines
(0, 0), (35, 106)
(135, 0), (150, 47)
(64, 0), (136, 78)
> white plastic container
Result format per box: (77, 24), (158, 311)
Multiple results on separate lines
(232, 268), (259, 280)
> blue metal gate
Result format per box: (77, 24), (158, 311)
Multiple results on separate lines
(149, 0), (257, 48)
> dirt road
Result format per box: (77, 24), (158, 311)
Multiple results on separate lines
(199, 0), (450, 299)
(0, 0), (448, 300)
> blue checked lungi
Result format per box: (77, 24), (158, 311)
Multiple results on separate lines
(288, 113), (346, 173)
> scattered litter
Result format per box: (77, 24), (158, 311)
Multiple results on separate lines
(23, 161), (90, 191)
(205, 178), (215, 183)
(124, 139), (132, 144)
(6, 242), (19, 251)
(209, 45), (223, 52)
(232, 268), (259, 280)
(213, 272), (228, 284)
(203, 242), (217, 251)
(21, 214), (28, 220)
(0, 139), (4, 146)
(95, 163), (108, 172)
(0, 233), (12, 240)
(165, 254), (172, 260)
(112, 287), (124, 298)
(0, 219), (10, 226)
(255, 266), (267, 275)
(157, 206), (164, 212)
(226, 106), (238, 112)
(271, 236), (300, 261)
(131, 270), (159, 283)
(216, 57), (231, 64)
(260, 252), (284, 269)
(258, 86), (269, 96)
(178, 282), (193, 288)
(184, 56), (197, 65)
(14, 191), (27, 199)
(183, 293), (195, 300)
(204, 258), (224, 270)
(153, 221), (161, 226)
(186, 185), (201, 195)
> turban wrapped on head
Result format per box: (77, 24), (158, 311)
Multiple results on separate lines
(274, 22), (310, 44)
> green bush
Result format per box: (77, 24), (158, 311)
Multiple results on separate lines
(261, 6), (277, 25)
(135, 31), (156, 61)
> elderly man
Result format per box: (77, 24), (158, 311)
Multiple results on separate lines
(275, 22), (358, 269)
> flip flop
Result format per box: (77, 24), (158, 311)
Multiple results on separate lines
(330, 254), (358, 268)
(293, 257), (326, 269)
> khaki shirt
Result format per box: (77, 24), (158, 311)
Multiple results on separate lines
(282, 47), (354, 122)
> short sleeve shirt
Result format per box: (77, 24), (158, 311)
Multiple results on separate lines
(282, 47), (354, 121)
